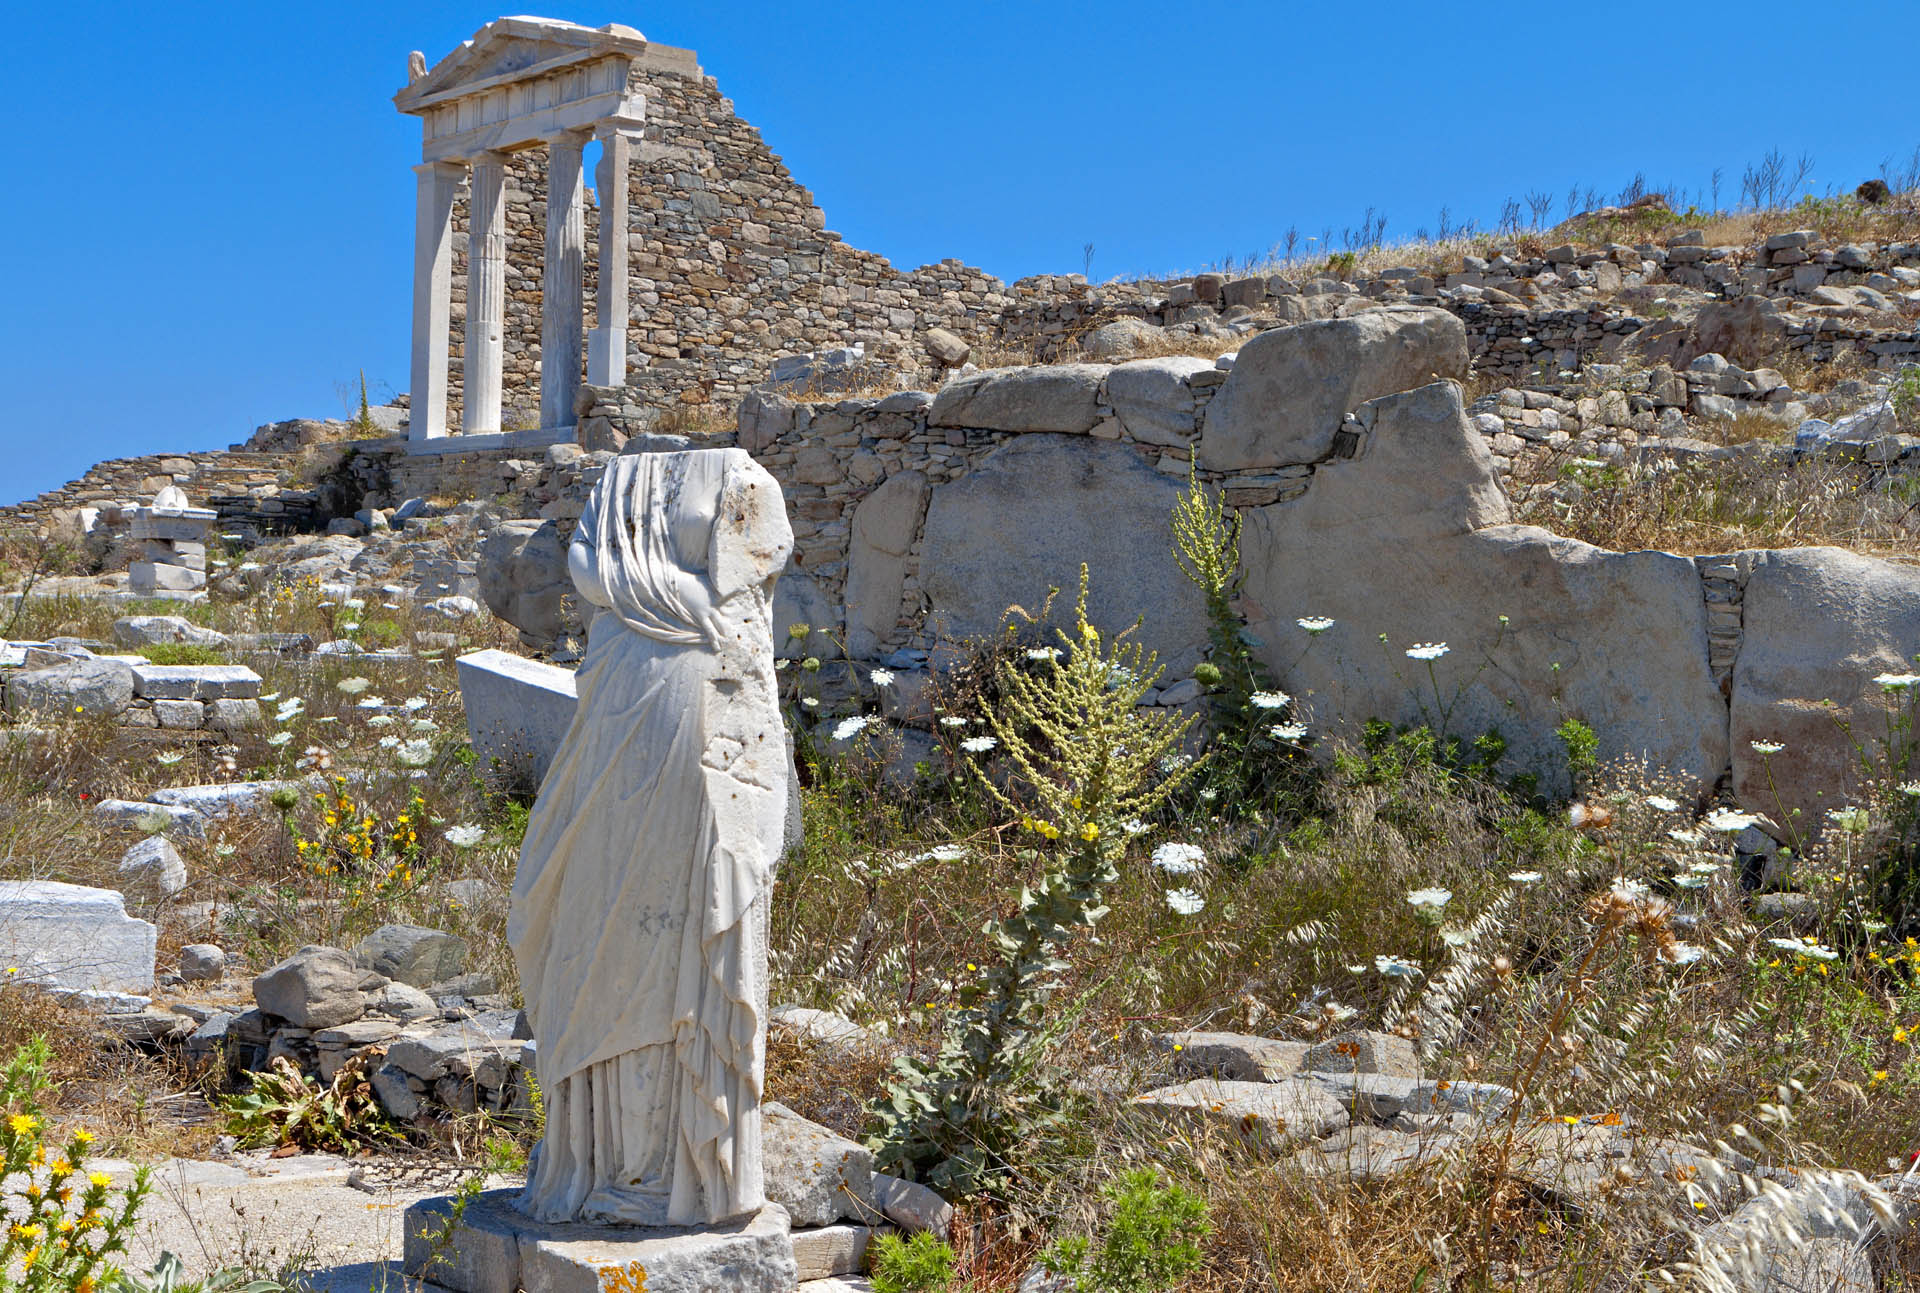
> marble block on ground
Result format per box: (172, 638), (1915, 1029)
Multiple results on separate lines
(455, 649), (578, 790)
(403, 1189), (797, 1293)
(130, 663), (261, 700)
(0, 881), (157, 995)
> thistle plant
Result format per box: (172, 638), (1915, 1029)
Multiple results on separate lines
(869, 567), (1198, 1197)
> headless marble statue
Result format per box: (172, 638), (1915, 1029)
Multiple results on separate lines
(508, 447), (793, 1226)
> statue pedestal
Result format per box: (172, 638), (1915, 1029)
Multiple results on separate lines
(403, 1189), (798, 1293)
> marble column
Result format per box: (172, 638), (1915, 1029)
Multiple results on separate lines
(541, 129), (589, 433)
(587, 126), (633, 387)
(408, 161), (464, 442)
(463, 151), (509, 435)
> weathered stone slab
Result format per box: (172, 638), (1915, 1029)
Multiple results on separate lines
(5, 657), (134, 718)
(843, 471), (929, 659)
(1240, 381), (1727, 791)
(1199, 308), (1469, 469)
(0, 881), (157, 995)
(151, 780), (297, 818)
(1131, 1078), (1348, 1151)
(1303, 1029), (1420, 1078)
(403, 1190), (797, 1293)
(93, 799), (207, 840)
(456, 649), (579, 791)
(1731, 548), (1920, 824)
(919, 435), (1210, 676)
(1153, 1030), (1307, 1082)
(792, 1224), (877, 1280)
(253, 945), (365, 1029)
(129, 562), (206, 593)
(118, 836), (187, 898)
(130, 663), (261, 701)
(927, 364), (1107, 434)
(111, 616), (229, 649)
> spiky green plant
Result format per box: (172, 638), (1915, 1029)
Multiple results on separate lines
(868, 567), (1198, 1197)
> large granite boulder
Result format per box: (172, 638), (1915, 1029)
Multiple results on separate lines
(1107, 356), (1215, 447)
(761, 1102), (875, 1227)
(927, 364), (1108, 434)
(5, 657), (134, 718)
(919, 435), (1210, 675)
(843, 470), (929, 659)
(477, 519), (583, 650)
(356, 924), (469, 988)
(1730, 548), (1920, 825)
(1198, 308), (1468, 470)
(1239, 381), (1727, 789)
(253, 945), (366, 1029)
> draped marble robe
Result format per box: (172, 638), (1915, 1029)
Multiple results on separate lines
(509, 447), (793, 1227)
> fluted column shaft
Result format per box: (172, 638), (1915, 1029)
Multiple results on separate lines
(588, 127), (633, 386)
(541, 129), (589, 432)
(408, 161), (463, 441)
(462, 151), (509, 434)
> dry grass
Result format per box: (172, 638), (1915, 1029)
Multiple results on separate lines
(1512, 451), (1920, 559)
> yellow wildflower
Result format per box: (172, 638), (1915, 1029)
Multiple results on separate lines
(87, 1172), (110, 1188)
(1079, 822), (1100, 842)
(9, 1113), (38, 1135)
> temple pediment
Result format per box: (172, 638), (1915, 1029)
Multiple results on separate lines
(397, 17), (655, 109)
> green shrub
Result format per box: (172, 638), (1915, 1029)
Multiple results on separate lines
(136, 644), (222, 667)
(869, 1231), (956, 1293)
(1039, 1168), (1211, 1293)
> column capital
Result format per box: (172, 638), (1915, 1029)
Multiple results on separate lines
(540, 126), (593, 149)
(412, 158), (465, 178)
(465, 147), (509, 168)
(592, 113), (645, 142)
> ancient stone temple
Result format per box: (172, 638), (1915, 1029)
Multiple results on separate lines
(395, 18), (691, 448)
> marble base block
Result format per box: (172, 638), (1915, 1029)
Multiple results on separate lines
(403, 1189), (798, 1293)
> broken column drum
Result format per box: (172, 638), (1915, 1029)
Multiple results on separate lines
(508, 447), (793, 1226)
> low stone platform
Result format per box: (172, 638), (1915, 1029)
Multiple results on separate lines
(403, 1189), (798, 1293)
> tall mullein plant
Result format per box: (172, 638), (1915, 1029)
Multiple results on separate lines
(1170, 466), (1295, 811)
(870, 567), (1199, 1198)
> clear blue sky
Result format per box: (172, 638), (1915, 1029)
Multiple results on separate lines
(3, 1), (1914, 506)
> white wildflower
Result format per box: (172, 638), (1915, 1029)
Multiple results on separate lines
(367, 715), (395, 727)
(907, 843), (968, 865)
(1441, 928), (1472, 947)
(1268, 723), (1308, 741)
(1374, 954), (1422, 978)
(266, 732), (292, 747)
(775, 658), (792, 671)
(404, 697), (429, 711)
(1508, 870), (1542, 884)
(1768, 936), (1838, 961)
(1664, 942), (1706, 965)
(1874, 673), (1920, 690)
(1249, 691), (1290, 710)
(411, 719), (438, 732)
(869, 668), (896, 687)
(1405, 643), (1449, 661)
(1025, 647), (1061, 663)
(1750, 740), (1785, 755)
(378, 735), (400, 748)
(1121, 818), (1151, 836)
(1406, 887), (1452, 911)
(1828, 806), (1871, 832)
(1673, 873), (1709, 889)
(356, 697), (386, 709)
(154, 751), (184, 766)
(1704, 808), (1759, 833)
(1899, 781), (1920, 797)
(939, 716), (968, 728)
(444, 825), (486, 849)
(343, 598), (365, 611)
(960, 735), (997, 754)
(395, 739), (434, 767)
(335, 677), (371, 694)
(1151, 843), (1205, 875)
(831, 715), (873, 742)
(340, 622), (360, 633)
(1297, 617), (1335, 634)
(800, 697), (819, 709)
(1669, 828), (1706, 846)
(258, 692), (280, 702)
(275, 699), (304, 723)
(1645, 795), (1680, 812)
(1165, 888), (1205, 916)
